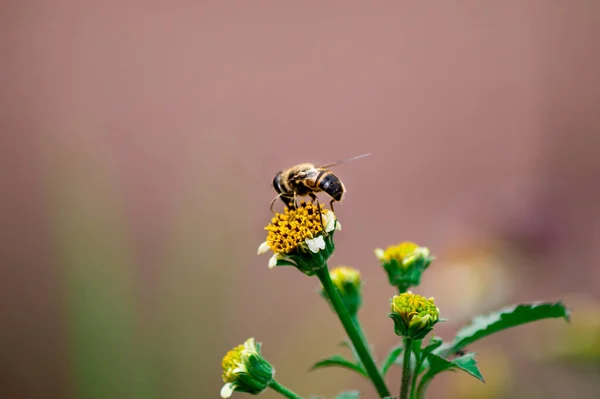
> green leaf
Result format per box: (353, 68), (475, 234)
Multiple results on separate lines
(334, 391), (360, 399)
(417, 336), (444, 375)
(417, 352), (484, 397)
(452, 353), (485, 381)
(411, 339), (423, 358)
(422, 336), (443, 357)
(380, 345), (403, 376)
(310, 355), (367, 377)
(450, 302), (570, 354)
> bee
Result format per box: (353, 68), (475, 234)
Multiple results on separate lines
(270, 153), (370, 212)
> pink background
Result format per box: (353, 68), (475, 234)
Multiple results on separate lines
(2, 1), (600, 398)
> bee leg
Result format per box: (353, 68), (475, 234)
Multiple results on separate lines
(329, 199), (336, 213)
(310, 193), (327, 233)
(270, 194), (282, 214)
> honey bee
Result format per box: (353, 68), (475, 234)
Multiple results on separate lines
(270, 153), (370, 212)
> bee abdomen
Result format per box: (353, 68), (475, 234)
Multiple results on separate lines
(317, 172), (344, 201)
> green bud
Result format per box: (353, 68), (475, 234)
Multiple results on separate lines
(375, 242), (433, 292)
(320, 266), (363, 315)
(221, 338), (274, 398)
(388, 293), (440, 339)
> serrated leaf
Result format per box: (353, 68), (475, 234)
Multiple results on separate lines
(417, 352), (484, 396)
(310, 355), (367, 377)
(450, 302), (570, 353)
(334, 391), (360, 399)
(380, 345), (403, 376)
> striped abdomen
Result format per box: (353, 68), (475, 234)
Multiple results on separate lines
(306, 169), (345, 201)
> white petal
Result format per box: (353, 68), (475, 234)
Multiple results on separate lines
(257, 241), (270, 255)
(322, 212), (336, 233)
(268, 253), (280, 269)
(244, 337), (257, 352)
(221, 383), (235, 398)
(232, 364), (246, 374)
(403, 247), (431, 266)
(306, 235), (326, 253)
(335, 221), (342, 231)
(374, 248), (385, 260)
(418, 247), (430, 258)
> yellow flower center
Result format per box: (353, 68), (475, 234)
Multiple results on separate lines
(330, 266), (361, 293)
(391, 293), (439, 324)
(381, 242), (419, 266)
(222, 344), (244, 383)
(264, 201), (327, 254)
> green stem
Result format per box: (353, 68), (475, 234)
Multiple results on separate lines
(317, 267), (390, 398)
(415, 373), (433, 399)
(400, 337), (413, 399)
(409, 343), (423, 399)
(268, 379), (304, 399)
(397, 284), (410, 295)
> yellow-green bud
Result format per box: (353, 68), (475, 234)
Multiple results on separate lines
(321, 266), (363, 315)
(388, 293), (440, 339)
(220, 338), (274, 398)
(375, 242), (433, 292)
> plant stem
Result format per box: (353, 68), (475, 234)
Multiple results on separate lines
(399, 337), (413, 399)
(317, 267), (390, 398)
(397, 284), (410, 295)
(409, 342), (423, 399)
(268, 379), (304, 399)
(415, 374), (432, 399)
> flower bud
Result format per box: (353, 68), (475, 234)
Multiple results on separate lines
(220, 338), (274, 398)
(375, 242), (433, 292)
(388, 292), (440, 339)
(258, 202), (340, 276)
(320, 266), (363, 315)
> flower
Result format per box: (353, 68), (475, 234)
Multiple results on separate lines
(221, 338), (274, 398)
(258, 201), (340, 276)
(375, 242), (433, 292)
(321, 266), (363, 315)
(389, 292), (440, 339)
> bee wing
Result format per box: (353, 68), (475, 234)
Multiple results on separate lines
(318, 153), (371, 169)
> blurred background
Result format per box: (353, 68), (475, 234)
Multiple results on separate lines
(2, 1), (600, 398)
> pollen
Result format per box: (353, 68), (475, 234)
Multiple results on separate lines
(221, 344), (244, 383)
(265, 201), (327, 254)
